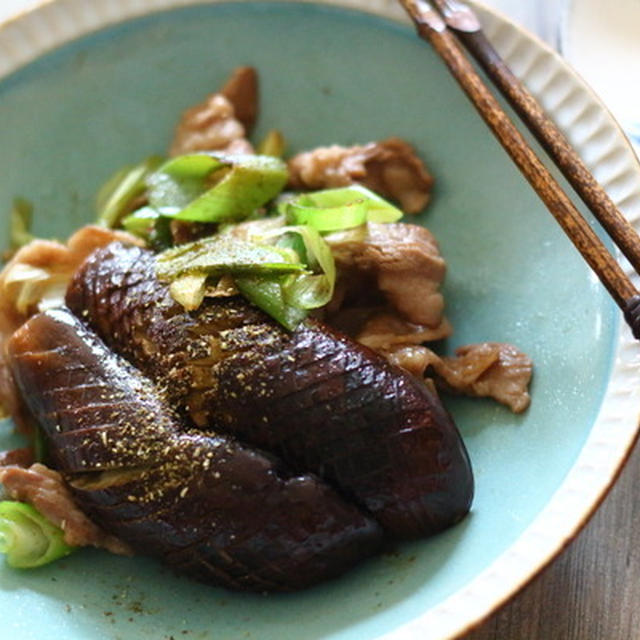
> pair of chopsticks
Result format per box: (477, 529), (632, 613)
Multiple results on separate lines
(398, 0), (640, 338)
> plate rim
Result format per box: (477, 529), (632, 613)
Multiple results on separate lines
(1, 2), (640, 639)
(559, 0), (640, 150)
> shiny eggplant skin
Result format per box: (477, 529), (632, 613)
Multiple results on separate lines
(67, 243), (474, 538)
(7, 309), (383, 591)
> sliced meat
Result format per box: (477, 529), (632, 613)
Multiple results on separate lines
(7, 309), (383, 591)
(66, 242), (474, 539)
(0, 463), (131, 555)
(0, 448), (35, 468)
(437, 343), (533, 413)
(0, 225), (143, 435)
(287, 138), (433, 214)
(355, 312), (452, 351)
(219, 66), (259, 134)
(384, 344), (438, 379)
(169, 68), (257, 157)
(383, 342), (533, 413)
(325, 222), (448, 328)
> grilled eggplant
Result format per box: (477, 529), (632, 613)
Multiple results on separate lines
(7, 308), (383, 591)
(66, 242), (474, 538)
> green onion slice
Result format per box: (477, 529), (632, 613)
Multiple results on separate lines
(155, 223), (335, 330)
(155, 235), (305, 281)
(169, 274), (208, 311)
(96, 156), (162, 229)
(235, 274), (307, 331)
(256, 129), (286, 158)
(0, 501), (74, 569)
(121, 206), (161, 239)
(147, 152), (288, 223)
(278, 184), (403, 232)
(268, 225), (336, 310)
(9, 198), (35, 251)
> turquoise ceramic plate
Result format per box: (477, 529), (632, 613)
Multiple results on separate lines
(1, 2), (639, 639)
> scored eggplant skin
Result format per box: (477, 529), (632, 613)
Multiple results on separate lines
(7, 308), (383, 591)
(67, 243), (474, 538)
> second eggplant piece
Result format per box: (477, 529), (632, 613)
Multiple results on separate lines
(7, 308), (382, 591)
(67, 242), (474, 538)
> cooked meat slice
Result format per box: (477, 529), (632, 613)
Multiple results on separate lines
(382, 342), (533, 413)
(169, 89), (254, 157)
(0, 226), (142, 435)
(437, 343), (533, 413)
(0, 363), (26, 434)
(66, 242), (474, 539)
(0, 448), (35, 468)
(321, 223), (531, 412)
(287, 138), (433, 213)
(0, 225), (143, 322)
(7, 309), (382, 591)
(0, 463), (131, 555)
(219, 66), (259, 134)
(325, 223), (447, 328)
(355, 312), (452, 351)
(384, 344), (439, 379)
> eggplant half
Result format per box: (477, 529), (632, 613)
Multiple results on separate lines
(7, 309), (383, 591)
(66, 242), (474, 538)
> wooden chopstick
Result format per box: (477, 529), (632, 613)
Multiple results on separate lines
(398, 0), (640, 338)
(432, 0), (640, 278)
